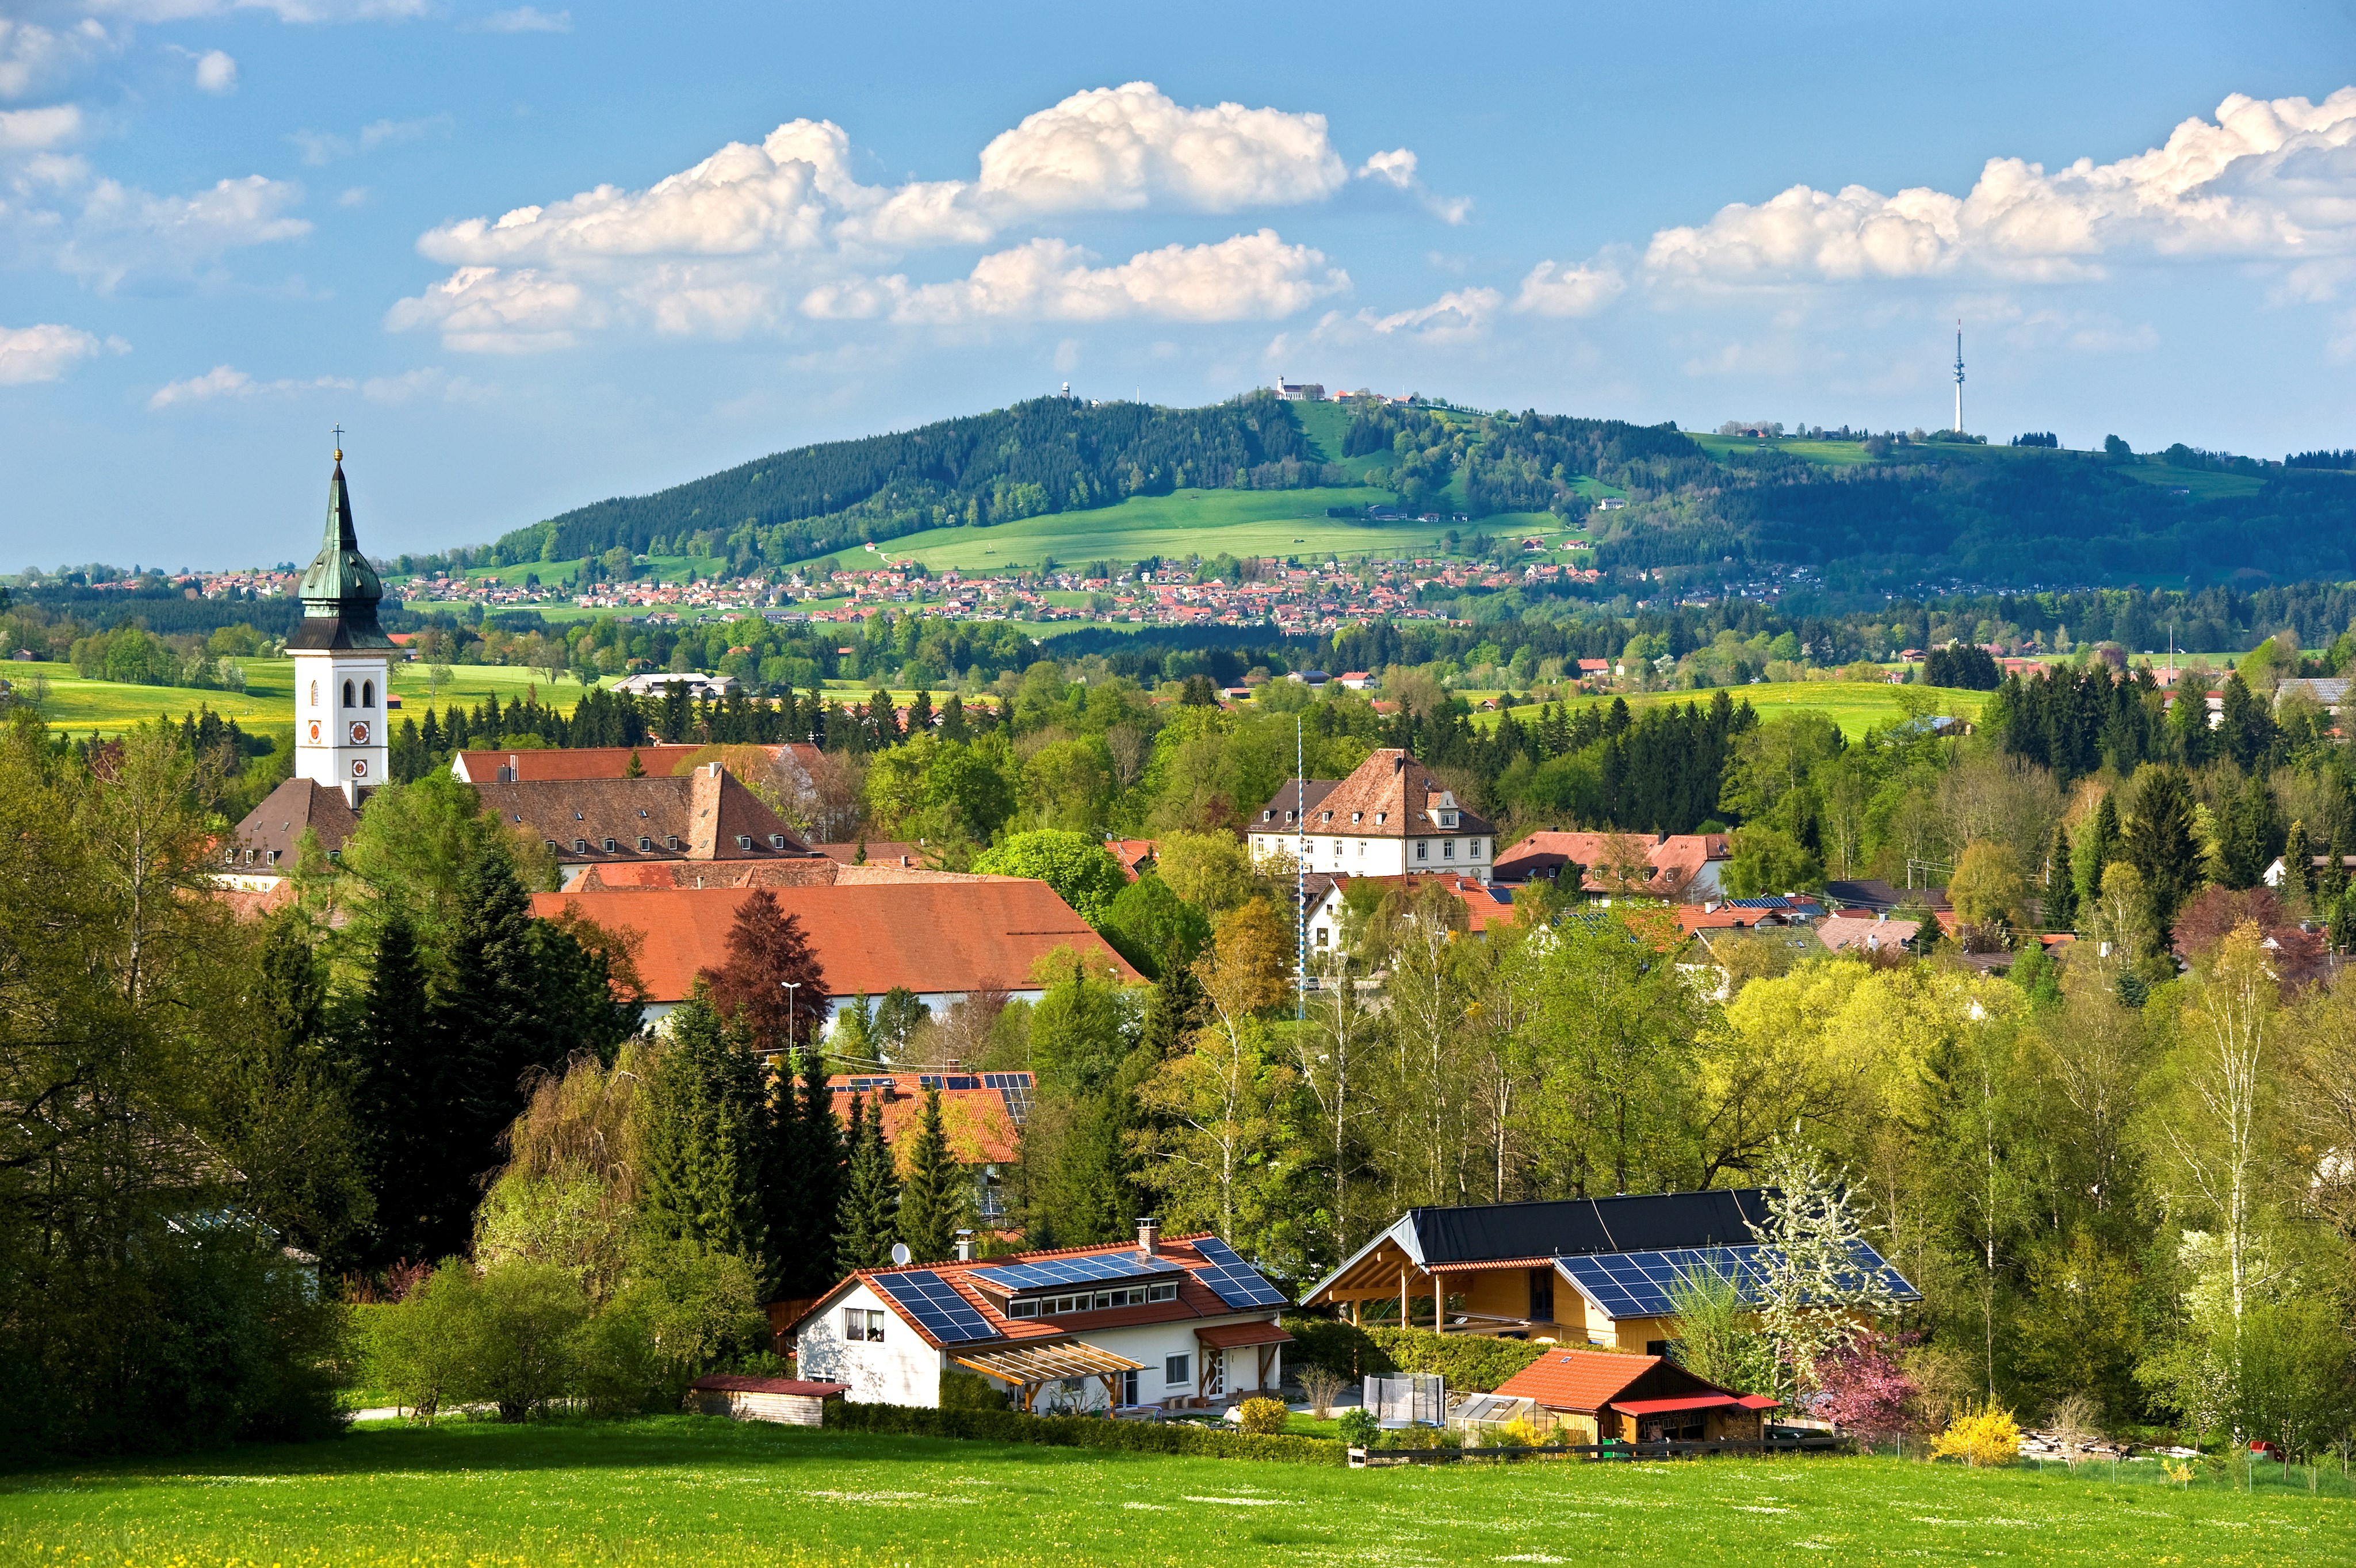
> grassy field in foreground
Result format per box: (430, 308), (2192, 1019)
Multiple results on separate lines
(782, 488), (1456, 576)
(1489, 682), (1994, 743)
(0, 1418), (2341, 1567)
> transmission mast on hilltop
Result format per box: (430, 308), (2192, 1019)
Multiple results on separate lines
(1952, 320), (1965, 434)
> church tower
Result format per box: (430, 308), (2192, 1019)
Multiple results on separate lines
(288, 445), (393, 805)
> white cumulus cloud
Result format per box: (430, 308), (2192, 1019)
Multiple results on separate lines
(384, 265), (600, 353)
(1361, 286), (1501, 338)
(396, 83), (1399, 347)
(59, 173), (310, 290)
(194, 49), (237, 93)
(1646, 87), (2356, 285)
(1514, 259), (1626, 317)
(807, 230), (1347, 324)
(0, 322), (103, 384)
(148, 362), (357, 408)
(0, 20), (109, 102)
(0, 104), (82, 151)
(470, 6), (572, 32)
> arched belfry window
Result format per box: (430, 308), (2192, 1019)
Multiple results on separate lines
(343, 680), (355, 708)
(308, 681), (318, 707)
(362, 680), (374, 708)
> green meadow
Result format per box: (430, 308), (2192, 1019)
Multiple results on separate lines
(33, 660), (606, 740)
(1490, 681), (1994, 743)
(784, 487), (1454, 577)
(0, 1417), (2339, 1567)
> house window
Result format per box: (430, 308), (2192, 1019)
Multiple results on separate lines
(1119, 1369), (1139, 1406)
(1416, 841), (1428, 861)
(1444, 840), (1456, 859)
(1330, 839), (1341, 856)
(844, 1308), (885, 1343)
(1356, 840), (1366, 856)
(1314, 927), (1329, 947)
(1164, 1353), (1190, 1387)
(1473, 840), (1485, 859)
(1646, 1340), (1670, 1357)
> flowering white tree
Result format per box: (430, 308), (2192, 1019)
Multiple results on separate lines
(1749, 1137), (1902, 1400)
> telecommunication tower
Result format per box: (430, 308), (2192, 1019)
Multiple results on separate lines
(1952, 320), (1965, 434)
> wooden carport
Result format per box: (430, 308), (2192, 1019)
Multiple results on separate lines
(951, 1341), (1144, 1413)
(1308, 1233), (1554, 1336)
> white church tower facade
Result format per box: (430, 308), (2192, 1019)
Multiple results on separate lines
(288, 447), (393, 805)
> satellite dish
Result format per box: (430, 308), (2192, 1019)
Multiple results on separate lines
(890, 1242), (912, 1267)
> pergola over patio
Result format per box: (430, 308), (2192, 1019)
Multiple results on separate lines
(951, 1341), (1145, 1413)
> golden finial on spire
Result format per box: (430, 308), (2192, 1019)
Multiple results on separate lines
(333, 423), (345, 462)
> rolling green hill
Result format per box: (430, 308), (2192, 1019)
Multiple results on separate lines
(406, 392), (2356, 598)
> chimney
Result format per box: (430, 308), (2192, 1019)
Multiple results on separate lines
(1137, 1217), (1161, 1257)
(954, 1230), (975, 1263)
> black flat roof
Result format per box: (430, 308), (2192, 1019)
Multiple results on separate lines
(1410, 1189), (1772, 1264)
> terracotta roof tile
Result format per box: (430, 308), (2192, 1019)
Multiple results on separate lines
(1493, 1349), (1658, 1412)
(472, 768), (812, 866)
(453, 745), (705, 782)
(530, 882), (1139, 1001)
(1286, 749), (1493, 840)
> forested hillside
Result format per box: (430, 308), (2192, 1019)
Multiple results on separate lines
(492, 393), (1340, 571)
(444, 390), (2356, 594)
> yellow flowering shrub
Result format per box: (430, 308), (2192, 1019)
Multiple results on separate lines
(1929, 1401), (2021, 1467)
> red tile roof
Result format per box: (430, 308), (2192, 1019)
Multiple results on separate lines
(1494, 831), (1728, 893)
(473, 767), (812, 867)
(1326, 873), (1519, 932)
(798, 1233), (1282, 1351)
(828, 1072), (1026, 1165)
(453, 744), (706, 782)
(529, 882), (1139, 1002)
(1493, 1348), (1658, 1412)
(1297, 748), (1494, 840)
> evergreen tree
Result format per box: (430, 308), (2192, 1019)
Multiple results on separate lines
(357, 909), (441, 1267)
(763, 1042), (846, 1298)
(639, 983), (768, 1269)
(896, 1085), (969, 1264)
(2282, 818), (2315, 902)
(939, 694), (968, 744)
(2333, 888), (2356, 955)
(905, 688), (935, 736)
(835, 1095), (901, 1269)
(2323, 825), (2351, 908)
(2075, 791), (2121, 908)
(423, 846), (549, 1257)
(2122, 766), (2202, 942)
(2042, 825), (2076, 931)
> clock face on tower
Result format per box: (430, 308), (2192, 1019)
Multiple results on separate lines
(307, 720), (322, 743)
(349, 721), (370, 745)
(352, 760), (368, 778)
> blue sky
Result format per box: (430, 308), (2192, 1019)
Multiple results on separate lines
(3, 1), (2353, 568)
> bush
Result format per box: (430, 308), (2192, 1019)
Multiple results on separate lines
(1280, 1314), (1393, 1379)
(939, 1370), (1009, 1411)
(1363, 1328), (1547, 1393)
(1930, 1401), (2021, 1467)
(366, 1258), (588, 1424)
(576, 1244), (767, 1416)
(1335, 1407), (1379, 1448)
(823, 1400), (1345, 1466)
(1237, 1396), (1288, 1435)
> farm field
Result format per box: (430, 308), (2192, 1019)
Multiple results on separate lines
(0, 1417), (2337, 1566)
(34, 660), (605, 739)
(1490, 681), (1993, 742)
(781, 487), (1454, 577)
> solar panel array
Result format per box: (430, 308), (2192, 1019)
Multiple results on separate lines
(1554, 1242), (1915, 1319)
(984, 1071), (1035, 1126)
(979, 1249), (1183, 1292)
(870, 1269), (997, 1344)
(831, 1076), (897, 1095)
(918, 1073), (982, 1091)
(1190, 1236), (1290, 1309)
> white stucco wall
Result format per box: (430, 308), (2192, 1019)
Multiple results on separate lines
(1250, 832), (1490, 883)
(642, 987), (1052, 1035)
(796, 1282), (946, 1406)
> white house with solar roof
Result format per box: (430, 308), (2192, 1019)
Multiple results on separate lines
(1301, 1188), (1917, 1352)
(789, 1221), (1293, 1412)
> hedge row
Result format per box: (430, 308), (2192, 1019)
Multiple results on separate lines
(1364, 1328), (1550, 1393)
(821, 1400), (1347, 1466)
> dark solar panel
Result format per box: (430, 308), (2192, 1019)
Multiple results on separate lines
(981, 1072), (1035, 1088)
(870, 1270), (996, 1344)
(978, 1250), (1183, 1291)
(917, 1073), (983, 1091)
(1191, 1236), (1289, 1309)
(1554, 1242), (1915, 1318)
(984, 1071), (1035, 1126)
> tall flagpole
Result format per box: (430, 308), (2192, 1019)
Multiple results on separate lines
(1296, 714), (1306, 1023)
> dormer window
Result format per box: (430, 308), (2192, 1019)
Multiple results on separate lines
(1351, 812), (1362, 824)
(572, 837), (588, 852)
(770, 833), (786, 848)
(638, 835), (653, 851)
(736, 834), (754, 850)
(666, 835), (681, 850)
(1439, 810), (1458, 829)
(1374, 812), (1386, 825)
(602, 837), (618, 853)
